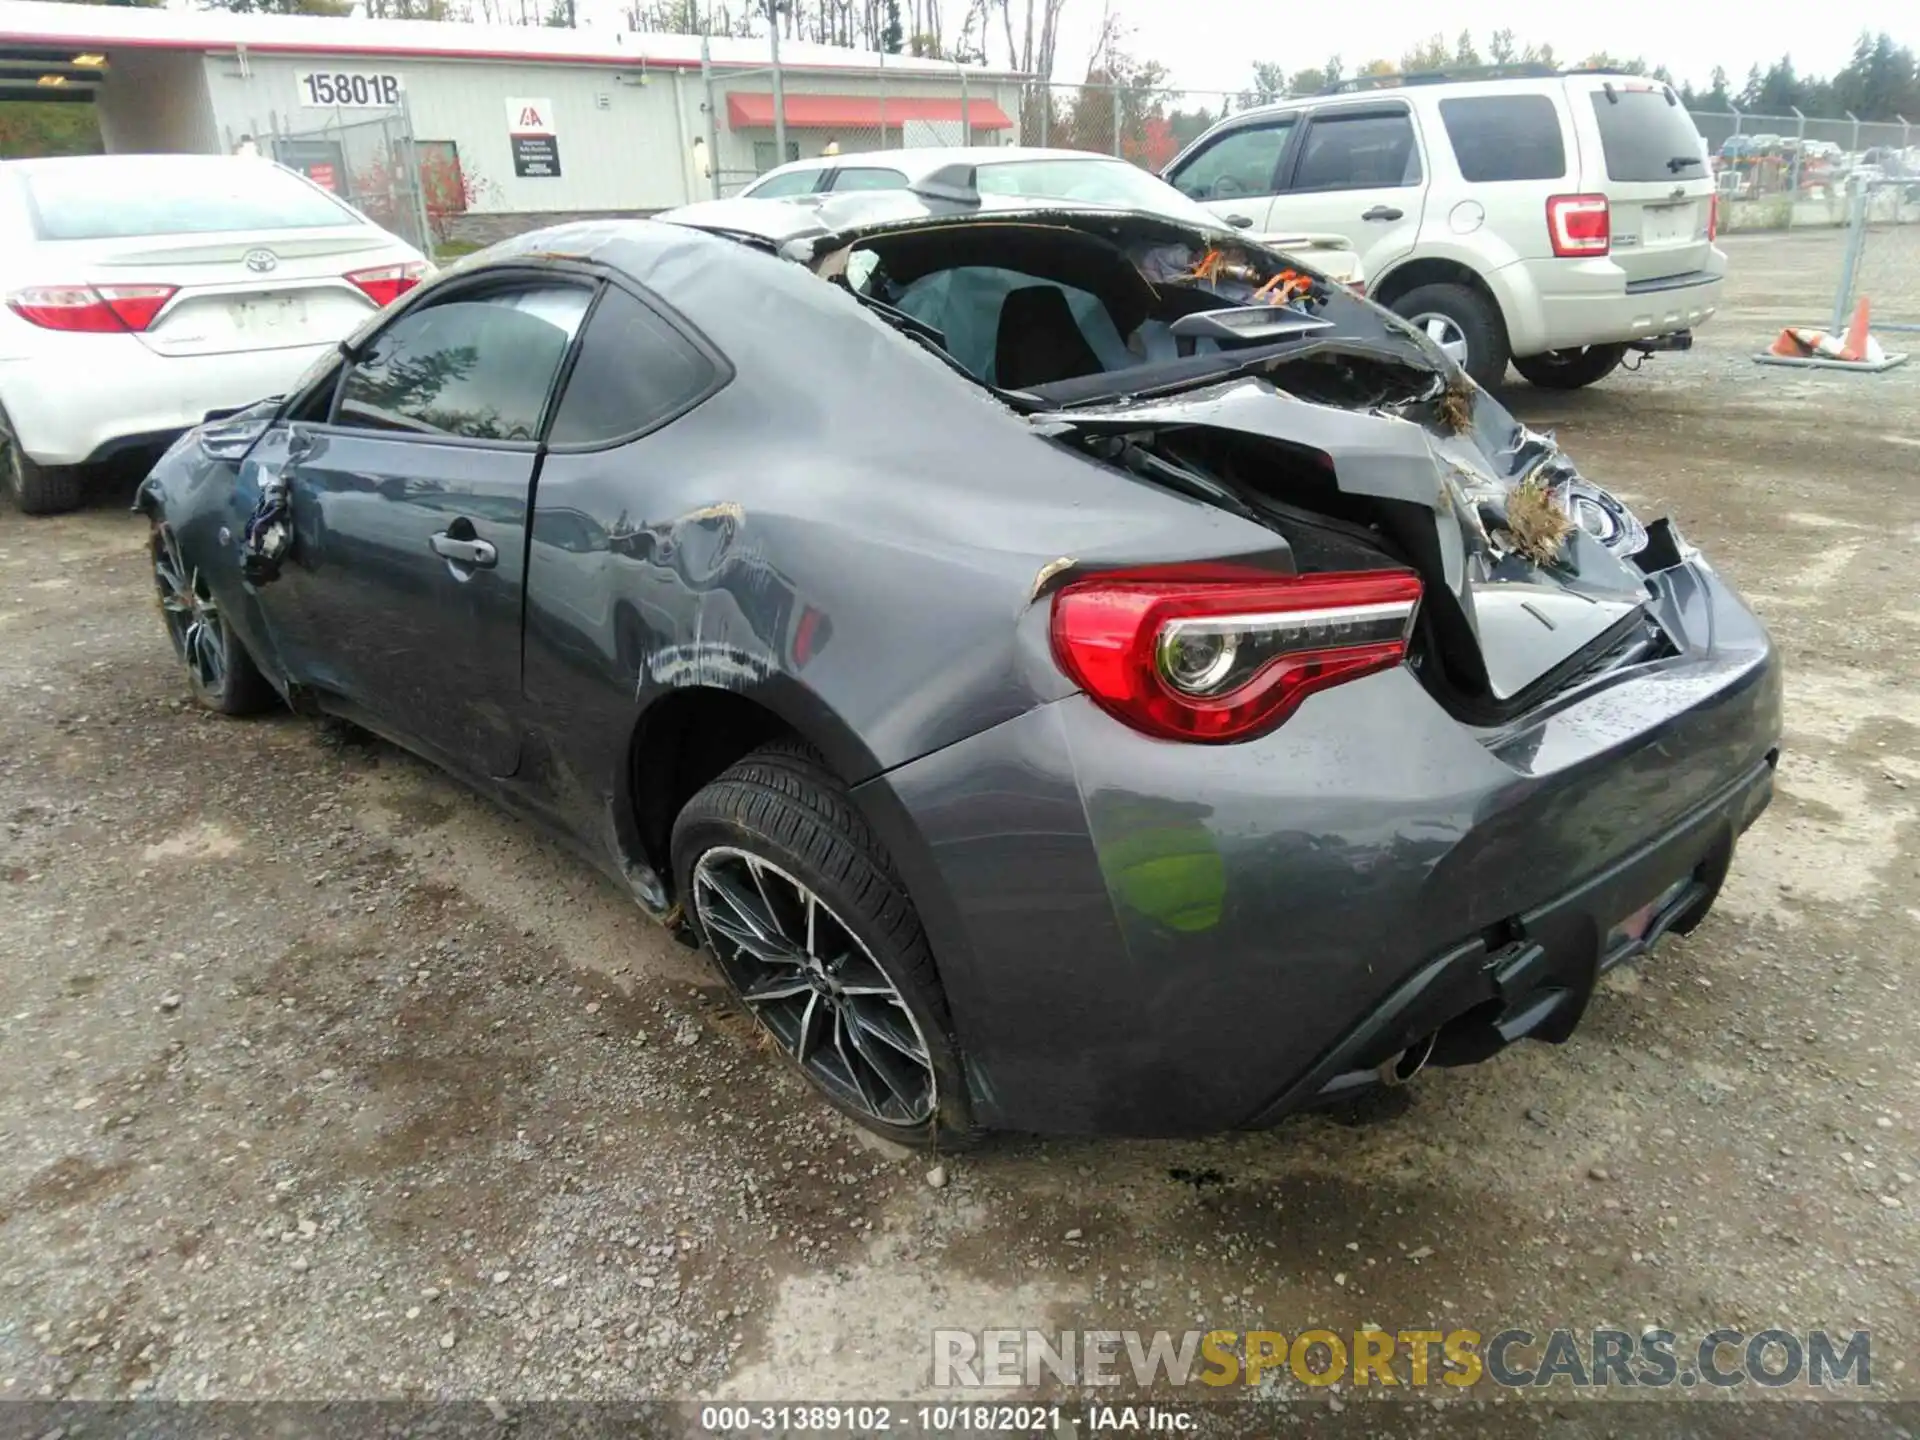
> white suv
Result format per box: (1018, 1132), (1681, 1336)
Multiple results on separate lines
(1164, 69), (1725, 389)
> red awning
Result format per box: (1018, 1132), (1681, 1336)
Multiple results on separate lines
(726, 92), (1013, 131)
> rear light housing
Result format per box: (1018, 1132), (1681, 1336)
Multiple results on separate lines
(7, 283), (178, 333)
(1547, 194), (1610, 257)
(346, 261), (430, 307)
(1050, 566), (1423, 743)
(1708, 192), (1720, 241)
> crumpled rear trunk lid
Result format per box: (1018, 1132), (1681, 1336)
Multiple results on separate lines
(1036, 368), (1664, 712)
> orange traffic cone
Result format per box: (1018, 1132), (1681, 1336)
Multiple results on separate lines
(1837, 296), (1878, 364)
(1768, 327), (1813, 358)
(1756, 294), (1907, 371)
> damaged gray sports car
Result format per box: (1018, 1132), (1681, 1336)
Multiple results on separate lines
(137, 181), (1781, 1145)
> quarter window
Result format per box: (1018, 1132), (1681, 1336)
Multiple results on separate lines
(1291, 110), (1422, 190)
(334, 282), (590, 442)
(745, 168), (819, 198)
(1439, 96), (1567, 182)
(547, 286), (719, 446)
(1169, 120), (1295, 202)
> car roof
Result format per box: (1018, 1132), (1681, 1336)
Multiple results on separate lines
(750, 145), (1139, 184)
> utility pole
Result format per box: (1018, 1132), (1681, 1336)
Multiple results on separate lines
(766, 0), (787, 164)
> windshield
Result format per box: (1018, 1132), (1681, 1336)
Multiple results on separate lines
(21, 158), (358, 241)
(974, 159), (1223, 227)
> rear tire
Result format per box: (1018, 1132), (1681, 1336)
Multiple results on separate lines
(1513, 344), (1629, 390)
(672, 741), (975, 1149)
(1, 422), (82, 516)
(1390, 282), (1510, 390)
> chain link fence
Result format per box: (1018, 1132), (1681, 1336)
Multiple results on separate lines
(1688, 108), (1916, 232)
(1832, 178), (1920, 336)
(267, 109), (432, 254)
(697, 50), (1017, 198)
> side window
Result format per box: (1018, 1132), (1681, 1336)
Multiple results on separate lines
(1168, 120), (1295, 201)
(1290, 110), (1423, 191)
(828, 167), (909, 193)
(745, 168), (820, 198)
(1438, 96), (1566, 182)
(335, 282), (590, 441)
(546, 286), (719, 447)
(285, 354), (344, 423)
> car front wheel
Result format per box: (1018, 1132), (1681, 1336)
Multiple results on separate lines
(151, 523), (277, 715)
(672, 741), (973, 1148)
(1512, 344), (1629, 390)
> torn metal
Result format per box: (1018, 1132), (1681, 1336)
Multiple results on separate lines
(239, 469), (293, 586)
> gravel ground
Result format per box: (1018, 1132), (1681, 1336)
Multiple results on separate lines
(1, 228), (1916, 1424)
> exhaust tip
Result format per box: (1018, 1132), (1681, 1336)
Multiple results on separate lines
(1378, 1031), (1438, 1087)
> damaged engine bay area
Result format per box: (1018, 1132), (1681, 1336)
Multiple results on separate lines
(807, 210), (1693, 723)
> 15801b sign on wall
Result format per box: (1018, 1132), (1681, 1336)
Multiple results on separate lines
(507, 97), (562, 179)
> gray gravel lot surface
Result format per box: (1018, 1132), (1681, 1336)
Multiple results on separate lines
(0, 228), (1915, 1423)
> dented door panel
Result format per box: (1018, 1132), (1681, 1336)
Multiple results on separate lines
(260, 426), (538, 777)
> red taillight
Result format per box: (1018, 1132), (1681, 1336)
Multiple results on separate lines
(1708, 192), (1720, 242)
(1546, 194), (1610, 257)
(7, 283), (178, 333)
(1050, 566), (1423, 743)
(346, 261), (429, 307)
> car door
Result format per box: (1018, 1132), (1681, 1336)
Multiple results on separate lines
(1268, 102), (1428, 279)
(1163, 114), (1301, 233)
(253, 270), (593, 776)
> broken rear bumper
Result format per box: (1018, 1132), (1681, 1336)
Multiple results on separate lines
(1243, 749), (1774, 1126)
(857, 557), (1781, 1138)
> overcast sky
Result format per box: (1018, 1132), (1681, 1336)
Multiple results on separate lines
(1043, 0), (1894, 96)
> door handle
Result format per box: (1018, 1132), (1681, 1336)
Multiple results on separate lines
(431, 532), (497, 568)
(1225, 213), (1254, 229)
(1361, 205), (1404, 222)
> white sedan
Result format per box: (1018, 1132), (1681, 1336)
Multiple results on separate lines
(738, 145), (1365, 290)
(0, 153), (430, 514)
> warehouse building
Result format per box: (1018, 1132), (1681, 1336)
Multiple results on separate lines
(0, 0), (1022, 245)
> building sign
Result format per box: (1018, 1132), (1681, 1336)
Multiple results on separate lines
(297, 71), (404, 110)
(305, 161), (338, 193)
(506, 96), (561, 179)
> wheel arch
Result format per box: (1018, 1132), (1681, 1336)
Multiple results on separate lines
(623, 678), (885, 911)
(1371, 254), (1504, 320)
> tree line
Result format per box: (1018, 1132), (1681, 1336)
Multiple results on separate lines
(1242, 28), (1920, 125)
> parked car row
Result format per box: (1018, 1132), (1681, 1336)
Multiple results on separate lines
(740, 145), (1370, 289)
(5, 68), (1730, 516)
(747, 69), (1728, 392)
(132, 145), (1779, 1143)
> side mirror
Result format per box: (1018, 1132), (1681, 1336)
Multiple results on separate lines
(1226, 214), (1254, 229)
